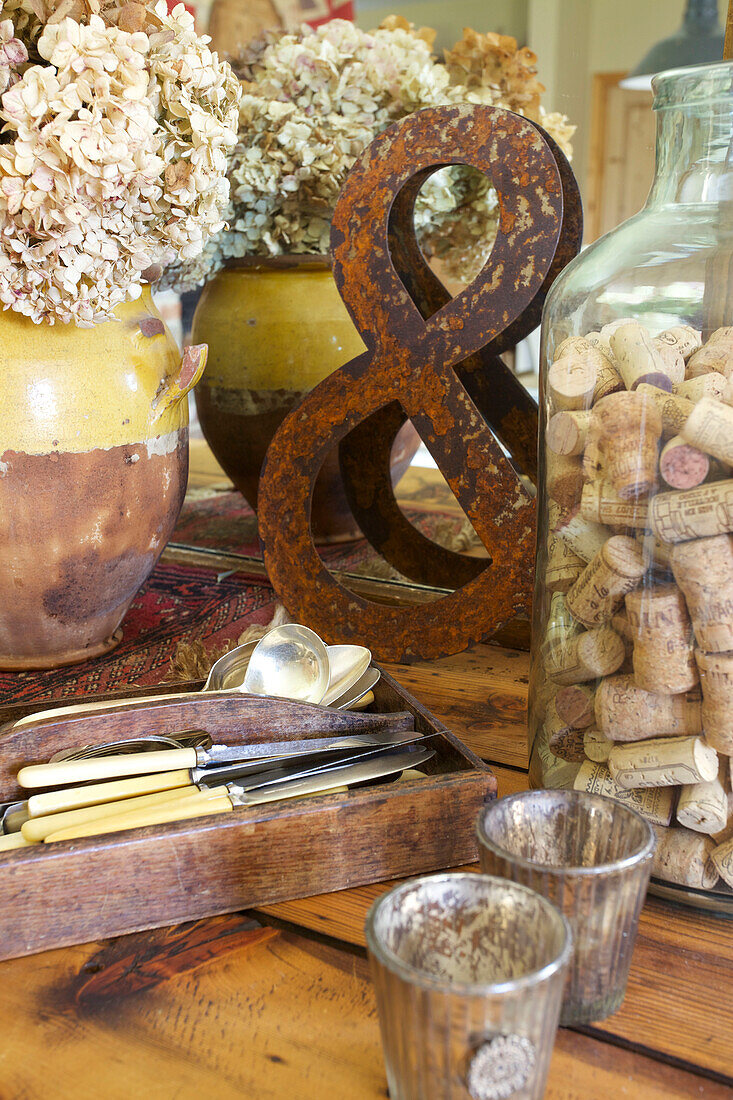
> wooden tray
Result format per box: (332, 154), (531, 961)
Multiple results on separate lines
(0, 668), (496, 960)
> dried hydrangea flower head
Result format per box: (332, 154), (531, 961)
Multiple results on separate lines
(0, 0), (240, 323)
(167, 17), (575, 290)
(0, 17), (26, 91)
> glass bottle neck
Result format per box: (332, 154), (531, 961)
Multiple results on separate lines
(647, 89), (733, 207)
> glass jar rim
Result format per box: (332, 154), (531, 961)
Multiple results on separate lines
(364, 871), (572, 996)
(652, 60), (733, 110)
(476, 790), (656, 877)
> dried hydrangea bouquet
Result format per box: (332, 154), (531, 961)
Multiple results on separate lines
(0, 0), (241, 669)
(186, 18), (575, 541)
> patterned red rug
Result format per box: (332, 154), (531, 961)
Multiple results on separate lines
(0, 489), (471, 706)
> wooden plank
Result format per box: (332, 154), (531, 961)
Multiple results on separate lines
(384, 643), (531, 768)
(0, 913), (721, 1099)
(258, 884), (733, 1082)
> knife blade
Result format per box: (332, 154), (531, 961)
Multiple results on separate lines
(17, 722), (418, 789)
(42, 749), (435, 843)
(199, 740), (433, 792)
(24, 731), (424, 817)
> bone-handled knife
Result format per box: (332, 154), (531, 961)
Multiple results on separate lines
(22, 785), (212, 843)
(17, 728), (421, 790)
(43, 749), (435, 844)
(25, 731), (418, 817)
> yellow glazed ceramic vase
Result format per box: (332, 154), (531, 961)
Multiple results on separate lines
(191, 257), (419, 541)
(0, 288), (206, 669)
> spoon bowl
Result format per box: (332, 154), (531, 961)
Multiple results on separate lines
(321, 645), (372, 706)
(333, 666), (380, 710)
(203, 641), (258, 692)
(244, 624), (330, 704)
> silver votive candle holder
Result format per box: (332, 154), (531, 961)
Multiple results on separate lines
(365, 871), (571, 1100)
(477, 790), (655, 1026)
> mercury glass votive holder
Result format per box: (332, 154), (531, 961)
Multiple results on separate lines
(365, 872), (571, 1100)
(477, 790), (655, 1026)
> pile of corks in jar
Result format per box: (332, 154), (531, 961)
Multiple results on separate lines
(541, 319), (733, 894)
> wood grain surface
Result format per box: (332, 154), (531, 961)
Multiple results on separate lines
(0, 913), (727, 1100)
(0, 456), (727, 1097)
(384, 644), (531, 768)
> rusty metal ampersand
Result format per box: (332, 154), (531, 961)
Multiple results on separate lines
(257, 104), (582, 662)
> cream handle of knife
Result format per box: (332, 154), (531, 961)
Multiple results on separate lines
(18, 748), (198, 789)
(44, 789), (233, 843)
(22, 784), (203, 842)
(28, 770), (192, 817)
(0, 832), (32, 851)
(346, 691), (374, 711)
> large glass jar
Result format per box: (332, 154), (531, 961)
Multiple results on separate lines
(529, 61), (733, 911)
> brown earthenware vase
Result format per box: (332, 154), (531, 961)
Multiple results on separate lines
(191, 257), (420, 542)
(0, 288), (206, 670)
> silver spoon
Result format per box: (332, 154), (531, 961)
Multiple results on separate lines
(208, 639), (372, 708)
(244, 624), (330, 705)
(321, 645), (371, 706)
(334, 667), (380, 710)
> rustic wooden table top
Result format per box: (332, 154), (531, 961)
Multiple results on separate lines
(2, 449), (730, 1099)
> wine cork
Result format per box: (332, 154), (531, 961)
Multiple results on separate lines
(610, 608), (636, 645)
(652, 825), (719, 888)
(598, 317), (642, 348)
(722, 377), (733, 407)
(551, 502), (610, 562)
(545, 625), (626, 685)
(695, 648), (733, 753)
(677, 774), (729, 835)
(580, 480), (650, 528)
(546, 700), (586, 762)
(584, 727), (613, 763)
(669, 535), (733, 651)
(533, 735), (583, 792)
(624, 584), (698, 695)
(607, 735), (718, 789)
(686, 339), (733, 379)
(573, 760), (674, 826)
(650, 480), (733, 543)
(546, 410), (591, 456)
(566, 535), (647, 627)
(548, 354), (597, 411)
(592, 391), (662, 500)
(634, 531), (671, 570)
(712, 790), (733, 845)
(711, 835), (733, 887)
(595, 674), (702, 739)
(593, 361), (626, 402)
(546, 534), (584, 594)
(547, 452), (584, 513)
(542, 591), (582, 661)
(706, 326), (733, 347)
(581, 429), (605, 482)
(658, 435), (710, 489)
(610, 322), (676, 390)
(554, 335), (594, 359)
(680, 396), (733, 465)
(635, 384), (694, 438)
(554, 683), (595, 728)
(676, 372), (728, 403)
(555, 337), (624, 397)
(654, 325), (701, 362)
(652, 341), (685, 385)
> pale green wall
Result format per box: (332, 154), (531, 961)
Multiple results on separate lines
(526, 0), (688, 190)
